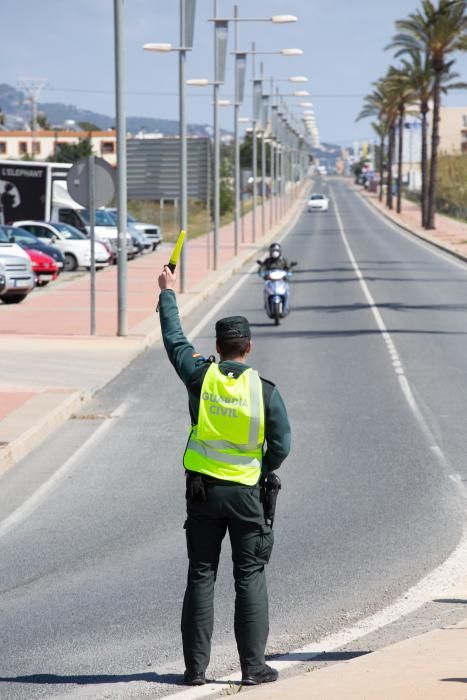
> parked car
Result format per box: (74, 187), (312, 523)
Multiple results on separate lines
(0, 253), (35, 303)
(12, 221), (110, 272)
(26, 248), (58, 287)
(1, 225), (65, 271)
(0, 263), (6, 294)
(105, 209), (163, 250)
(307, 193), (329, 212)
(79, 209), (139, 262)
(49, 222), (113, 262)
(0, 227), (32, 262)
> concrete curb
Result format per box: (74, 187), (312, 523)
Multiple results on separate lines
(0, 389), (90, 477)
(0, 186), (309, 477)
(359, 189), (467, 265)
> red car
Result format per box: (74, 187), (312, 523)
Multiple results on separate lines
(26, 248), (59, 287)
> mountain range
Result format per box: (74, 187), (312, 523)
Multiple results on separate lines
(0, 83), (214, 137)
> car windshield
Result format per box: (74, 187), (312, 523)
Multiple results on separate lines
(82, 209), (116, 226)
(105, 209), (137, 225)
(4, 226), (38, 243)
(0, 228), (9, 242)
(52, 222), (87, 239)
(310, 194), (325, 200)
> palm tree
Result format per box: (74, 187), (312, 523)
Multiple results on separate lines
(386, 67), (418, 214)
(388, 0), (467, 229)
(370, 121), (388, 202)
(358, 80), (398, 209)
(398, 49), (466, 226)
(398, 51), (433, 226)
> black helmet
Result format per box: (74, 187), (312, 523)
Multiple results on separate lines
(269, 242), (281, 259)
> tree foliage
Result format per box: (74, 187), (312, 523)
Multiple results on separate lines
(49, 137), (94, 163)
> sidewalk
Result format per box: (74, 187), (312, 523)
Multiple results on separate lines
(0, 189), (305, 475)
(359, 187), (467, 262)
(245, 618), (467, 700)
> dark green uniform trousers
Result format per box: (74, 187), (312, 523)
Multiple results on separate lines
(182, 479), (274, 676)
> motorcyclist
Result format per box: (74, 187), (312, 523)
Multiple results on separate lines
(257, 243), (297, 318)
(257, 243), (294, 272)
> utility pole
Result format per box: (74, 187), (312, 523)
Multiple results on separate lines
(17, 77), (47, 158)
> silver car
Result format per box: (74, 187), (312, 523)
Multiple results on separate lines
(0, 254), (35, 304)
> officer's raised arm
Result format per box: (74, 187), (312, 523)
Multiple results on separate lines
(157, 267), (203, 383)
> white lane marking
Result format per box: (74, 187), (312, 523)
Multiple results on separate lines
(357, 187), (467, 273)
(0, 401), (131, 541)
(332, 191), (454, 475)
(188, 263), (258, 341)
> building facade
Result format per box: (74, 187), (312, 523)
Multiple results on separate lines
(438, 106), (467, 154)
(0, 130), (117, 165)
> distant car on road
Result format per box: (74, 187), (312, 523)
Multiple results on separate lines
(1, 225), (65, 271)
(307, 193), (329, 212)
(12, 221), (110, 272)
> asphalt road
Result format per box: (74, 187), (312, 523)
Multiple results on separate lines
(1, 180), (467, 700)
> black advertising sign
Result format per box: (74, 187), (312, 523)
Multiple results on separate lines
(0, 163), (47, 223)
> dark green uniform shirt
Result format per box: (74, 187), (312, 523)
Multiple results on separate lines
(159, 289), (291, 472)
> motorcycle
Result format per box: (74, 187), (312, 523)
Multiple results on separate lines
(257, 261), (297, 326)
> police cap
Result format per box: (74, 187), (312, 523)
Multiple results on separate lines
(215, 316), (251, 341)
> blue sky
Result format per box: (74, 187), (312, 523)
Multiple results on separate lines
(2, 0), (466, 145)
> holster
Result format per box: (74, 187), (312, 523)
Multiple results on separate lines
(260, 472), (282, 527)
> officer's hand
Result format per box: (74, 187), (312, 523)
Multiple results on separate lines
(186, 472), (207, 502)
(158, 266), (176, 291)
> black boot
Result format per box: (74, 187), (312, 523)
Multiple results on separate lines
(183, 670), (206, 686)
(241, 664), (278, 686)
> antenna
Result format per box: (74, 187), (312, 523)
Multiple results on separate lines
(17, 78), (47, 155)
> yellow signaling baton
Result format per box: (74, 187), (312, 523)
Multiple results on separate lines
(168, 229), (186, 272)
(156, 230), (186, 312)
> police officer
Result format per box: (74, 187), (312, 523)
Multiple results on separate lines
(157, 266), (291, 687)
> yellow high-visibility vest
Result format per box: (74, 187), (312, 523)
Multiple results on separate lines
(183, 363), (265, 486)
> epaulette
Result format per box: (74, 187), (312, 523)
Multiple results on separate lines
(260, 375), (276, 388)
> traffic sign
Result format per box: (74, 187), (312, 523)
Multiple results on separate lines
(67, 157), (115, 208)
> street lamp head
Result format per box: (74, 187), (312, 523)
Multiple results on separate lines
(289, 76), (308, 83)
(271, 14), (298, 23)
(239, 117), (252, 123)
(143, 42), (173, 52)
(186, 78), (210, 86)
(218, 99), (233, 106)
(299, 102), (313, 107)
(280, 48), (303, 56)
(293, 91), (309, 96)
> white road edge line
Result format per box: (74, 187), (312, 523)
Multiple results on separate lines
(157, 190), (467, 700)
(357, 186), (467, 272)
(0, 401), (131, 541)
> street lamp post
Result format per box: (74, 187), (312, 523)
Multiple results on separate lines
(233, 47), (304, 242)
(114, 0), (127, 336)
(208, 11), (298, 255)
(142, 0), (196, 293)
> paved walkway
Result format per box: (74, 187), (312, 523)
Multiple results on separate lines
(245, 617), (467, 700)
(2, 180), (467, 699)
